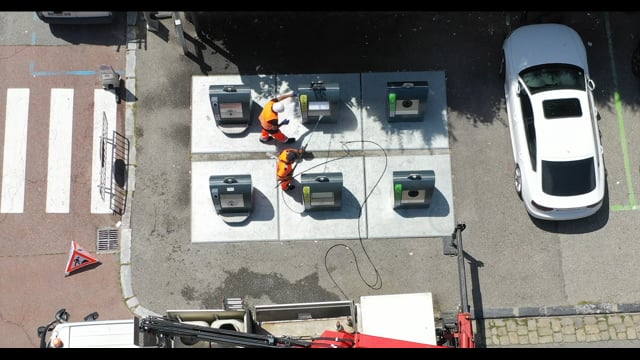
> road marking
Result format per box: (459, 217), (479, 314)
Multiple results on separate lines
(30, 61), (97, 77)
(1, 88), (29, 213)
(29, 61), (123, 78)
(604, 12), (638, 211)
(46, 89), (74, 213)
(91, 89), (117, 214)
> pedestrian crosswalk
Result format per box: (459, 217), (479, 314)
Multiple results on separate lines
(1, 87), (119, 214)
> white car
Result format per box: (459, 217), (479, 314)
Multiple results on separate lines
(501, 23), (606, 221)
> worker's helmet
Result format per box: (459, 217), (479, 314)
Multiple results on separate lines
(272, 101), (285, 113)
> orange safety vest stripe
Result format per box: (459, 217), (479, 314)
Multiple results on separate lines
(259, 100), (279, 131)
(277, 150), (295, 179)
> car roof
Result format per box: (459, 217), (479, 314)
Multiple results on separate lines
(504, 23), (588, 74)
(531, 89), (596, 161)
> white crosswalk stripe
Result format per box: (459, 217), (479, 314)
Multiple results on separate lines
(1, 87), (117, 214)
(46, 89), (74, 213)
(91, 89), (117, 214)
(1, 88), (29, 213)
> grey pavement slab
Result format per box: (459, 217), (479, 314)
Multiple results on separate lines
(191, 74), (276, 154)
(279, 155), (368, 241)
(361, 71), (449, 151)
(276, 73), (363, 153)
(365, 153), (454, 238)
(191, 159), (278, 243)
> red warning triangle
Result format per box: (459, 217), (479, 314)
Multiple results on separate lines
(65, 241), (100, 276)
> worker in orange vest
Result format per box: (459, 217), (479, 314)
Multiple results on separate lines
(277, 148), (305, 191)
(259, 92), (298, 144)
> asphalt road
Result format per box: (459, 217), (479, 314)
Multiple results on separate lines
(129, 9), (640, 327)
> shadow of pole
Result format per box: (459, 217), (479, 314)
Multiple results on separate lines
(465, 252), (486, 347)
(183, 32), (212, 74)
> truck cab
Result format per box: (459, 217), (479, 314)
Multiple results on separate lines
(45, 318), (138, 348)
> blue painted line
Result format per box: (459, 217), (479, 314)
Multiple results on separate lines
(33, 70), (98, 76)
(32, 13), (39, 45)
(30, 61), (122, 77)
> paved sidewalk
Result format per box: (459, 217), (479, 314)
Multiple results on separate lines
(479, 313), (640, 347)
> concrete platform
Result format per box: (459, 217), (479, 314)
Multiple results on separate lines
(190, 72), (454, 243)
(361, 71), (449, 151)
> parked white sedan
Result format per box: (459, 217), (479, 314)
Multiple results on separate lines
(501, 23), (606, 221)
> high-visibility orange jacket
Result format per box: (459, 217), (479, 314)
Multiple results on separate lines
(259, 99), (280, 132)
(277, 148), (302, 183)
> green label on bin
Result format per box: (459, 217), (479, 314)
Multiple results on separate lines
(303, 186), (311, 209)
(394, 183), (402, 200)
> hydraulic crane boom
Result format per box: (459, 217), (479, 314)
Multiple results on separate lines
(136, 316), (445, 348)
(441, 222), (476, 348)
(136, 316), (313, 348)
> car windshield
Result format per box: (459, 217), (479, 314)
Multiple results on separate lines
(541, 158), (596, 196)
(520, 64), (586, 95)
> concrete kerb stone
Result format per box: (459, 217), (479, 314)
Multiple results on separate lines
(121, 11), (161, 318)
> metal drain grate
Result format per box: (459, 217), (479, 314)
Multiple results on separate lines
(97, 227), (119, 253)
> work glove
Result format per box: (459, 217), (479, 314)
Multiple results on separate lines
(292, 91), (299, 97)
(280, 119), (290, 125)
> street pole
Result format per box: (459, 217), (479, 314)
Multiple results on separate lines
(173, 12), (189, 56)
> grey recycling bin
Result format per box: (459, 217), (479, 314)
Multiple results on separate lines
(209, 174), (253, 223)
(298, 81), (340, 124)
(393, 170), (435, 209)
(209, 85), (252, 135)
(301, 172), (343, 211)
(386, 81), (429, 122)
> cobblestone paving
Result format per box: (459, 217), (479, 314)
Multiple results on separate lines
(480, 314), (640, 347)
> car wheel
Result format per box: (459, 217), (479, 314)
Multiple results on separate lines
(514, 165), (522, 199)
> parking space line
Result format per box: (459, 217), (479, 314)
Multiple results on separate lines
(604, 12), (638, 211)
(1, 88), (29, 213)
(46, 88), (74, 213)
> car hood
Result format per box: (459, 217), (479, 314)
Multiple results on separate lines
(504, 24), (589, 74)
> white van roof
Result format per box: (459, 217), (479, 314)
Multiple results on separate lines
(49, 319), (138, 348)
